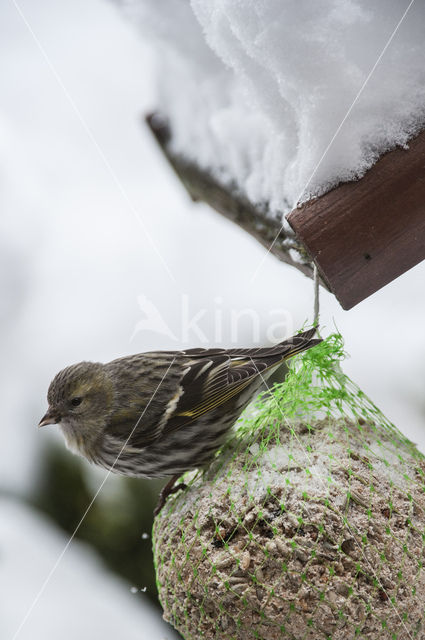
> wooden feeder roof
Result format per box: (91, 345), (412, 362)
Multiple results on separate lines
(146, 112), (425, 309)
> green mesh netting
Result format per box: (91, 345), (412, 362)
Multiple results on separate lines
(153, 334), (425, 640)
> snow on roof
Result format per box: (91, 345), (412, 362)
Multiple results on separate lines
(121, 0), (425, 216)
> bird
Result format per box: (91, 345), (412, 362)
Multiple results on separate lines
(38, 328), (321, 513)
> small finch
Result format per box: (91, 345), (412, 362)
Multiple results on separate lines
(39, 328), (321, 512)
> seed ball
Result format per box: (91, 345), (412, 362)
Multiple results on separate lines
(153, 417), (425, 640)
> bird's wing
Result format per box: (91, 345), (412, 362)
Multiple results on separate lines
(160, 352), (285, 436)
(106, 329), (320, 447)
(180, 327), (318, 360)
(161, 328), (321, 435)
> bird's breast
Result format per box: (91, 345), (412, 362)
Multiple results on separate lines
(60, 422), (86, 458)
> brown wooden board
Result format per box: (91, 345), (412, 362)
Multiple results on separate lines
(287, 128), (425, 309)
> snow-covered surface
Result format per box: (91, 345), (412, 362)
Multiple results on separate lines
(0, 498), (177, 640)
(120, 0), (425, 214)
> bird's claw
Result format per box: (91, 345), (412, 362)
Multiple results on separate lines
(154, 475), (187, 517)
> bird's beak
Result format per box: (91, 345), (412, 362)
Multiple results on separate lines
(38, 408), (60, 428)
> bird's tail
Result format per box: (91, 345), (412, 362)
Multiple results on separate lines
(279, 327), (322, 360)
(224, 327), (322, 364)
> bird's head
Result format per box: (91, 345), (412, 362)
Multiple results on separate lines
(39, 361), (114, 457)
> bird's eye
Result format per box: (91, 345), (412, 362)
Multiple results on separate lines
(71, 397), (83, 407)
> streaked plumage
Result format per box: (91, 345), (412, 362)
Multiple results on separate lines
(39, 329), (321, 481)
